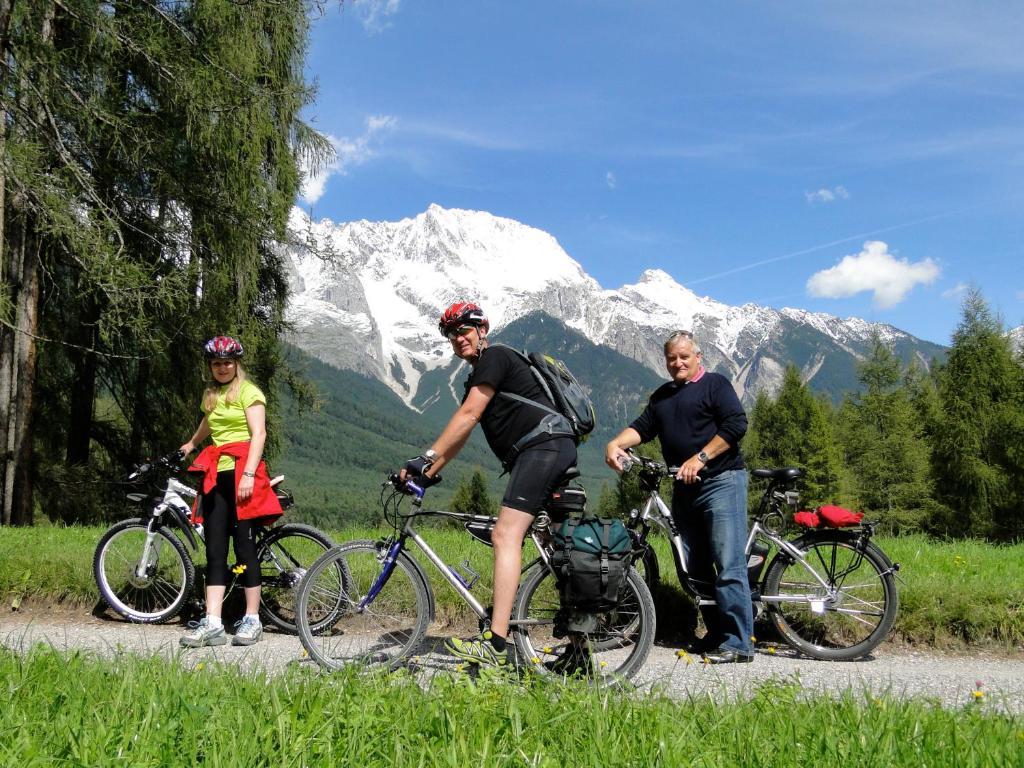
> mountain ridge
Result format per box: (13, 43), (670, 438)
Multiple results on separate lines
(283, 204), (946, 409)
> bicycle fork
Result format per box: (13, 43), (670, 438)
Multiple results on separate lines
(134, 517), (166, 580)
(361, 538), (405, 610)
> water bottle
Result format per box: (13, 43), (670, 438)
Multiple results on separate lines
(746, 541), (769, 588)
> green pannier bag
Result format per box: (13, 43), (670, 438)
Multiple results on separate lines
(551, 515), (631, 614)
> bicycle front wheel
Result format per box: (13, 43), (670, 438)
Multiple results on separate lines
(762, 532), (898, 661)
(257, 523), (335, 633)
(296, 540), (430, 670)
(512, 563), (655, 685)
(93, 518), (195, 623)
(634, 544), (660, 591)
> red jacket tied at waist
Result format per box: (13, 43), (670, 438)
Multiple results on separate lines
(188, 441), (283, 523)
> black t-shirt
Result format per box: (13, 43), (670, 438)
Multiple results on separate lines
(629, 371), (747, 477)
(464, 344), (557, 462)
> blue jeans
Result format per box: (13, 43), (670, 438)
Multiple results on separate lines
(671, 469), (753, 654)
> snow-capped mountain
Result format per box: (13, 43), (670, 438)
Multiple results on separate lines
(1010, 325), (1024, 355)
(284, 204), (945, 407)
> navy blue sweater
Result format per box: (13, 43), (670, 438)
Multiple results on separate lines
(629, 371), (747, 476)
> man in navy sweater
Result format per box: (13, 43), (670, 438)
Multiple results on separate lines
(605, 330), (753, 663)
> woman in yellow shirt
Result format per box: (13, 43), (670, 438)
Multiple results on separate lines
(178, 336), (276, 647)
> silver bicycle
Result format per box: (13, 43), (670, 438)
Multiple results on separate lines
(295, 469), (656, 683)
(93, 451), (334, 632)
(622, 450), (900, 660)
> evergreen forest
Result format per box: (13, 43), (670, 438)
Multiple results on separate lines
(0, 0), (331, 525)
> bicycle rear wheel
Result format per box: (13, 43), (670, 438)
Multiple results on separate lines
(296, 540), (430, 670)
(762, 532), (898, 660)
(93, 518), (195, 624)
(511, 563), (655, 685)
(257, 523), (335, 633)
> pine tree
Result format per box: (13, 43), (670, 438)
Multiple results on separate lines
(837, 335), (933, 532)
(744, 366), (841, 506)
(451, 468), (497, 517)
(930, 290), (1024, 539)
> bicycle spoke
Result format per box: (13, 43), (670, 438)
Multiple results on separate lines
(764, 535), (897, 659)
(297, 542), (428, 670)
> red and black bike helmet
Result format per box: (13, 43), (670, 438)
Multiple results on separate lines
(203, 335), (244, 360)
(438, 302), (489, 338)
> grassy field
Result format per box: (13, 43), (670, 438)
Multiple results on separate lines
(1, 523), (1023, 648)
(1, 646), (1021, 767)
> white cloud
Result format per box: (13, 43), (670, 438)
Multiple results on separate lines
(942, 282), (969, 300)
(606, 171), (617, 189)
(806, 240), (940, 309)
(805, 185), (850, 204)
(300, 115), (397, 205)
(352, 0), (401, 34)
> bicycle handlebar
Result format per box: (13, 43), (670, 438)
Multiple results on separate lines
(621, 449), (681, 477)
(127, 450), (187, 482)
(385, 472), (435, 501)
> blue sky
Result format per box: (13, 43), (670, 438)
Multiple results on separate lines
(299, 1), (1024, 345)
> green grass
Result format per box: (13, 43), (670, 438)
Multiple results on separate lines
(1, 646), (1021, 767)
(2, 524), (1023, 648)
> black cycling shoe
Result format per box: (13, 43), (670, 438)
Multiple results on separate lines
(702, 647), (754, 664)
(682, 635), (721, 655)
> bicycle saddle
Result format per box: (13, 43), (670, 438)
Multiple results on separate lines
(557, 466), (581, 484)
(751, 467), (804, 481)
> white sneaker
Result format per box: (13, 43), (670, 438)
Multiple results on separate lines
(180, 618), (227, 648)
(232, 616), (263, 646)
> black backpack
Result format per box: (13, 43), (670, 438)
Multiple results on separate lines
(495, 346), (597, 443)
(551, 515), (632, 614)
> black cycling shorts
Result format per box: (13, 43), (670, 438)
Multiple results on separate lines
(501, 437), (577, 515)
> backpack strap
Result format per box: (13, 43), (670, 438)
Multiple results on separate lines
(487, 343), (560, 414)
(501, 413), (576, 470)
(599, 518), (612, 599)
(560, 517), (578, 582)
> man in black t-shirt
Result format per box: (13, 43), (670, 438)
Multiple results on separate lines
(605, 330), (754, 664)
(399, 302), (577, 667)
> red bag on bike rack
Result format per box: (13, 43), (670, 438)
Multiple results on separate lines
(818, 505), (864, 528)
(793, 510), (820, 528)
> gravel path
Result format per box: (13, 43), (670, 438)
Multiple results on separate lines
(3, 608), (1022, 713)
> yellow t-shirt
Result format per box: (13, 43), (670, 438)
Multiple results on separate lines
(203, 379), (266, 471)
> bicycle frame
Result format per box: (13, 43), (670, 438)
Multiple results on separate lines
(362, 506), (552, 630)
(628, 474), (869, 609)
(131, 477), (199, 580)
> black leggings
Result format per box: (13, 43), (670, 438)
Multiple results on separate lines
(202, 470), (261, 588)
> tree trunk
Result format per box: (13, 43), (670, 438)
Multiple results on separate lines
(0, 213), (24, 525)
(1, 0), (54, 524)
(0, 0), (15, 524)
(64, 296), (98, 467)
(8, 231), (39, 524)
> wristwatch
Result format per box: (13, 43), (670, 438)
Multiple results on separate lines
(242, 471), (256, 478)
(423, 449), (438, 462)
(696, 451), (710, 464)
